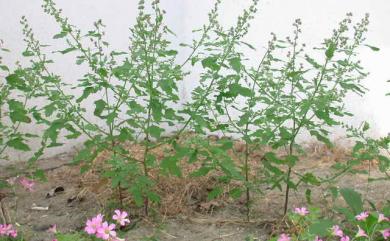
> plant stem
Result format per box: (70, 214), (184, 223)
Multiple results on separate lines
(244, 140), (250, 221)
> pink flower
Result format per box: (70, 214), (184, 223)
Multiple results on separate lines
(52, 240), (58, 241)
(340, 235), (350, 241)
(332, 225), (344, 237)
(382, 229), (390, 240)
(96, 222), (116, 240)
(355, 211), (369, 221)
(112, 210), (130, 226)
(356, 225), (368, 238)
(277, 233), (291, 241)
(0, 224), (17, 238)
(294, 207), (309, 216)
(47, 224), (57, 233)
(85, 214), (104, 235)
(18, 177), (35, 192)
(314, 236), (323, 241)
(379, 213), (389, 223)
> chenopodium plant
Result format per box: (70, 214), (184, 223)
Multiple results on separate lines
(0, 40), (44, 164)
(167, 0), (261, 220)
(242, 14), (374, 215)
(344, 122), (390, 179)
(184, 10), (375, 217)
(15, 0), (184, 215)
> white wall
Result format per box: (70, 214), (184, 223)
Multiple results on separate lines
(1, 0), (389, 163)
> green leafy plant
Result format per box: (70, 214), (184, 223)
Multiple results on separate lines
(2, 0), (386, 227)
(0, 40), (41, 162)
(181, 10), (375, 218)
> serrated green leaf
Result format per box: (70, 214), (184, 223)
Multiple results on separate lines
(7, 137), (30, 151)
(201, 56), (220, 71)
(229, 83), (253, 97)
(340, 188), (363, 214)
(309, 219), (334, 236)
(161, 156), (182, 177)
(94, 99), (106, 117)
(228, 57), (241, 73)
(8, 99), (31, 123)
(148, 125), (164, 138)
(6, 73), (28, 91)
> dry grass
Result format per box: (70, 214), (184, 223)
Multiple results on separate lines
(77, 135), (380, 218)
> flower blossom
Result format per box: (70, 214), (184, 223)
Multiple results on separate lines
(378, 213), (389, 223)
(0, 224), (17, 238)
(355, 211), (369, 221)
(85, 214), (104, 235)
(340, 235), (350, 241)
(96, 222), (116, 240)
(332, 225), (344, 237)
(382, 229), (390, 240)
(356, 225), (368, 238)
(277, 233), (291, 241)
(294, 207), (309, 216)
(18, 177), (35, 192)
(112, 210), (130, 226)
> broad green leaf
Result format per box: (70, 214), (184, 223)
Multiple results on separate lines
(161, 156), (182, 177)
(229, 83), (253, 97)
(94, 99), (106, 117)
(148, 125), (164, 138)
(285, 155), (298, 167)
(6, 73), (28, 91)
(340, 188), (363, 214)
(309, 219), (334, 236)
(228, 57), (241, 73)
(8, 99), (31, 123)
(77, 87), (96, 103)
(7, 137), (30, 151)
(201, 56), (220, 71)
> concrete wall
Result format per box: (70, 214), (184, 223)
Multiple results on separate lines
(1, 0), (389, 162)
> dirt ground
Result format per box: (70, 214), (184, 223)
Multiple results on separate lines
(0, 142), (389, 241)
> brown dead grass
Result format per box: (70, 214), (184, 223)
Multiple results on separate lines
(78, 134), (380, 217)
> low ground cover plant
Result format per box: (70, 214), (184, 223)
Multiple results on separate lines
(270, 188), (390, 241)
(0, 0), (389, 240)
